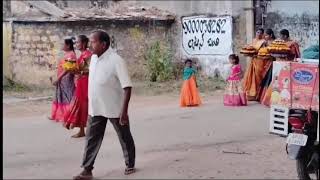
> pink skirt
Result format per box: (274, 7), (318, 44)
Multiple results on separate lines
(224, 80), (247, 106)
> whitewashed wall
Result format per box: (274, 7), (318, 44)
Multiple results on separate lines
(181, 15), (233, 78)
(135, 1), (247, 78)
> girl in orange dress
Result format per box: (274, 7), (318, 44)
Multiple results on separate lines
(180, 59), (201, 107)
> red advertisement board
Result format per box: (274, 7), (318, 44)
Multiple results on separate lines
(291, 63), (319, 110)
(271, 62), (319, 110)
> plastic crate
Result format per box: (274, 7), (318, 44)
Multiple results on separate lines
(269, 105), (289, 136)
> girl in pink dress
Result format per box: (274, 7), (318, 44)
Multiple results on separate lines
(223, 54), (247, 106)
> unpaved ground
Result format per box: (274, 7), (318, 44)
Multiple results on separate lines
(3, 92), (297, 179)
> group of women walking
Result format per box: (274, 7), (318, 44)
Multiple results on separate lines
(243, 28), (300, 106)
(49, 35), (92, 138)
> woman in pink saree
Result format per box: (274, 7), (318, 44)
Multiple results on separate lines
(50, 38), (76, 122)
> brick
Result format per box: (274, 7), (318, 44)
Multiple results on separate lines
(15, 44), (21, 49)
(45, 44), (51, 49)
(41, 36), (48, 42)
(18, 35), (25, 41)
(39, 44), (45, 49)
(36, 29), (42, 34)
(24, 43), (31, 49)
(29, 49), (36, 55)
(20, 50), (28, 55)
(49, 35), (59, 42)
(24, 35), (31, 42)
(36, 49), (44, 56)
(32, 36), (41, 42)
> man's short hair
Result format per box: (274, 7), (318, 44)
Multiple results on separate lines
(92, 30), (110, 48)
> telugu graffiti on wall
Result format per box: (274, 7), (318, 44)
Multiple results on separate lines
(182, 16), (233, 55)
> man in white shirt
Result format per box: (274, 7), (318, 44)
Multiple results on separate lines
(74, 30), (135, 180)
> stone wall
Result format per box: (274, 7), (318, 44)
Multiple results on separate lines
(265, 12), (319, 51)
(267, 0), (319, 16)
(9, 21), (173, 87)
(3, 22), (13, 86)
(5, 0), (250, 84)
(3, 0), (11, 18)
(3, 22), (13, 77)
(264, 0), (319, 51)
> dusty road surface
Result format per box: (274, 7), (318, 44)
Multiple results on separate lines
(3, 92), (297, 179)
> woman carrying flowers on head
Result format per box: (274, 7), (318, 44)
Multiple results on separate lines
(258, 28), (276, 106)
(243, 28), (267, 101)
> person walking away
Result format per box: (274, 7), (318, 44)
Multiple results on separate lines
(223, 54), (247, 106)
(243, 28), (268, 101)
(73, 30), (135, 180)
(64, 35), (92, 138)
(259, 29), (276, 106)
(180, 59), (202, 107)
(50, 38), (77, 122)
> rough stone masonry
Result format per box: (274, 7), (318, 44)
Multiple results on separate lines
(8, 20), (174, 87)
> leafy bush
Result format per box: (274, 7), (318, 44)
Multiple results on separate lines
(145, 41), (173, 82)
(3, 78), (31, 92)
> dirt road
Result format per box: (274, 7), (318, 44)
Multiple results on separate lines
(3, 92), (297, 179)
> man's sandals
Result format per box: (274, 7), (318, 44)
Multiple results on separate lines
(124, 167), (136, 175)
(73, 167), (135, 179)
(73, 173), (93, 180)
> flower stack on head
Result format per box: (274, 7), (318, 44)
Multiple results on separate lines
(240, 45), (257, 57)
(267, 39), (291, 58)
(257, 47), (271, 59)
